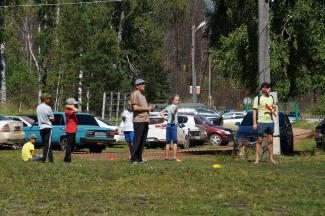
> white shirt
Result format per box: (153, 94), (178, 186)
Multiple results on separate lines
(122, 110), (134, 132)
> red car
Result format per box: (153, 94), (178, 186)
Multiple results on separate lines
(199, 115), (234, 146)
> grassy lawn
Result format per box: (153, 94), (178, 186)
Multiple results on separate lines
(292, 120), (319, 130)
(1, 144), (325, 215)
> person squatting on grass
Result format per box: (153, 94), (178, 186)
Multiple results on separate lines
(160, 94), (181, 162)
(21, 134), (42, 161)
(37, 93), (55, 163)
(130, 79), (154, 164)
(64, 98), (80, 163)
(122, 102), (134, 160)
(252, 82), (277, 164)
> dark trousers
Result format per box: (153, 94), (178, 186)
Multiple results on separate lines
(40, 128), (53, 162)
(131, 122), (149, 162)
(64, 133), (76, 162)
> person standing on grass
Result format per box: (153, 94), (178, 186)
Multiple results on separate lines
(252, 82), (277, 164)
(130, 79), (154, 164)
(122, 102), (134, 160)
(160, 94), (181, 162)
(64, 98), (79, 163)
(37, 93), (55, 163)
(21, 134), (42, 161)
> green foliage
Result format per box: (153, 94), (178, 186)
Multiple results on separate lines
(311, 96), (325, 115)
(208, 0), (325, 100)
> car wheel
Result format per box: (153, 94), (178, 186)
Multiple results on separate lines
(182, 135), (190, 149)
(60, 137), (67, 151)
(209, 134), (222, 146)
(89, 145), (103, 153)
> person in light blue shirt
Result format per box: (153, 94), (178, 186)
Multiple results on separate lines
(160, 94), (181, 162)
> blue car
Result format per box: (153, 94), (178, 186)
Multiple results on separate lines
(235, 111), (294, 155)
(23, 112), (115, 153)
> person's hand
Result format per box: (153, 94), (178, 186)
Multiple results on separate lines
(147, 106), (154, 112)
(252, 123), (257, 130)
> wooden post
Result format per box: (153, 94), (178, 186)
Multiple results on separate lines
(101, 92), (106, 119)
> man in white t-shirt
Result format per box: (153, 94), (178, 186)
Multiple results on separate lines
(122, 102), (134, 159)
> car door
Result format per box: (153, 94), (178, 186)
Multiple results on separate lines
(52, 113), (67, 146)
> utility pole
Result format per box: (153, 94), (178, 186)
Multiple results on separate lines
(191, 25), (197, 104)
(258, 0), (270, 85)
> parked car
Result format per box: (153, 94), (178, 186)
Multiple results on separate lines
(178, 114), (208, 145)
(198, 115), (234, 146)
(0, 115), (25, 146)
(23, 112), (115, 153)
(235, 111), (294, 155)
(95, 118), (120, 143)
(222, 112), (246, 130)
(7, 115), (34, 127)
(315, 118), (325, 150)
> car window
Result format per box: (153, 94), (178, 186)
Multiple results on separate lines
(53, 114), (65, 126)
(12, 117), (27, 127)
(235, 114), (244, 119)
(206, 117), (222, 126)
(149, 118), (164, 125)
(178, 116), (188, 124)
(194, 116), (203, 125)
(76, 114), (99, 126)
(0, 115), (9, 121)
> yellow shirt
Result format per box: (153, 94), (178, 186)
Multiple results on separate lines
(253, 95), (274, 123)
(22, 142), (34, 161)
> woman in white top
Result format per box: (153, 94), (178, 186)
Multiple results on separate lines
(122, 102), (134, 159)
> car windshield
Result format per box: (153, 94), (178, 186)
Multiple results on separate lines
(77, 114), (99, 126)
(149, 117), (164, 125)
(0, 115), (10, 121)
(18, 116), (35, 125)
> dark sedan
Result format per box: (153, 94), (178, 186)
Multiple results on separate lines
(315, 118), (325, 150)
(235, 111), (294, 155)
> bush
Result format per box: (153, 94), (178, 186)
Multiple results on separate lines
(311, 96), (325, 115)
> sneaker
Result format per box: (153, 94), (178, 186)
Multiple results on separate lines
(140, 159), (149, 163)
(131, 161), (139, 164)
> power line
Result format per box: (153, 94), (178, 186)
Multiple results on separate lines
(0, 0), (122, 8)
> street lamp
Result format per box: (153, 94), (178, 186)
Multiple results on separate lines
(192, 21), (206, 104)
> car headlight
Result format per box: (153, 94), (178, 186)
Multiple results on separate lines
(224, 131), (231, 135)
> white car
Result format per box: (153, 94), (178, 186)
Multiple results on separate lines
(7, 116), (35, 127)
(95, 118), (120, 143)
(222, 112), (246, 130)
(178, 114), (208, 145)
(0, 115), (25, 146)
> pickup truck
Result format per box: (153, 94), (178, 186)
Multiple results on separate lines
(23, 112), (116, 153)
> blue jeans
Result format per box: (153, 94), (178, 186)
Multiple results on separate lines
(32, 155), (42, 161)
(124, 131), (134, 144)
(166, 124), (177, 144)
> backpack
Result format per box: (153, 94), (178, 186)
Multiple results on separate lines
(257, 94), (274, 106)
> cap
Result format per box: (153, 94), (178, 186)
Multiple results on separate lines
(40, 93), (52, 101)
(29, 134), (37, 140)
(260, 82), (271, 89)
(66, 98), (79, 105)
(134, 79), (145, 86)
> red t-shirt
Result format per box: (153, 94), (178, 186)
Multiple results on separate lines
(65, 108), (78, 133)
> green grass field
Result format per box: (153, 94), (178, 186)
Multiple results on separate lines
(1, 139), (325, 216)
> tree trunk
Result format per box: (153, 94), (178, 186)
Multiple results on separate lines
(78, 70), (83, 112)
(0, 43), (6, 104)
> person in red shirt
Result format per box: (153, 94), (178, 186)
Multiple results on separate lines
(64, 98), (79, 163)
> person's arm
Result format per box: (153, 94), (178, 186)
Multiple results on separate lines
(132, 104), (153, 112)
(159, 108), (168, 121)
(252, 97), (258, 130)
(252, 109), (257, 130)
(65, 105), (79, 113)
(48, 107), (55, 122)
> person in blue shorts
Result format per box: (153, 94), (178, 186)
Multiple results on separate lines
(160, 94), (181, 162)
(122, 102), (134, 159)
